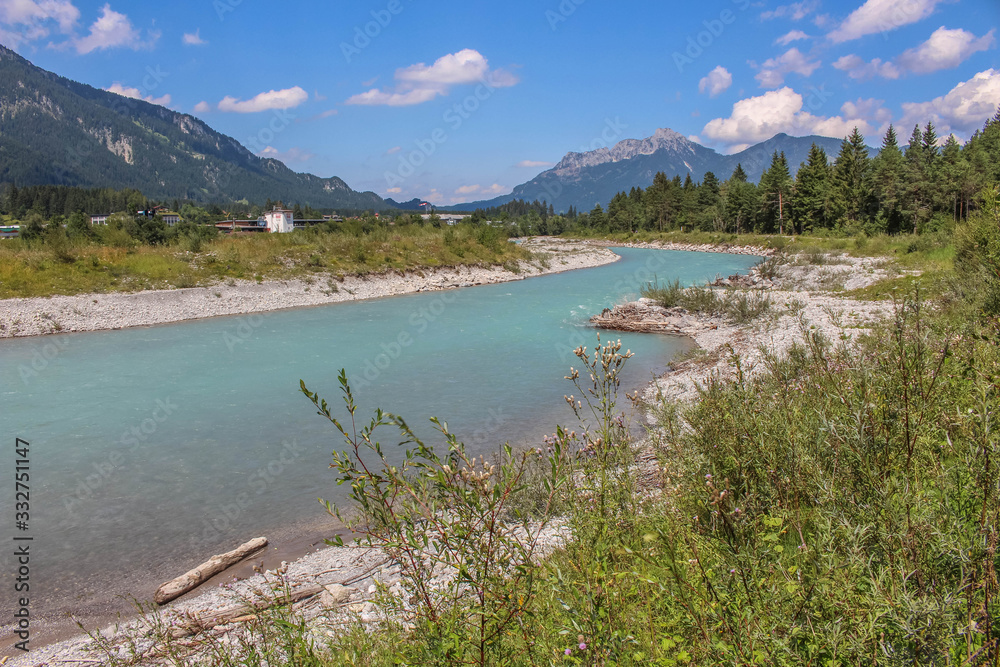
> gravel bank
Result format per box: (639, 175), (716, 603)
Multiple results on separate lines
(0, 239), (617, 338)
(592, 252), (896, 406)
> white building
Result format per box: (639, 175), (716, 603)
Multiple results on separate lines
(264, 208), (294, 233)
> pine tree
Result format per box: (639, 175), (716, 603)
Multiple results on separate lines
(791, 143), (830, 233)
(759, 151), (792, 233)
(905, 124), (931, 232)
(730, 163), (748, 183)
(831, 128), (873, 227)
(722, 176), (758, 234)
(871, 124), (908, 233)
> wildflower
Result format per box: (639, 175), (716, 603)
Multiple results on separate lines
(565, 648), (572, 655)
(579, 642), (587, 650)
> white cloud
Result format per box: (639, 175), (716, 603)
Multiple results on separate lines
(0, 0), (78, 46)
(841, 97), (893, 125)
(755, 47), (821, 87)
(761, 0), (818, 21)
(828, 0), (945, 43)
(74, 4), (151, 54)
(182, 29), (206, 45)
(775, 29), (810, 45)
(386, 187), (402, 194)
(702, 87), (875, 152)
(831, 27), (993, 82)
(258, 146), (314, 163)
(450, 183), (507, 202)
(345, 88), (439, 107)
(516, 160), (556, 168)
(698, 65), (733, 97)
(104, 82), (170, 107)
(193, 100), (211, 113)
(345, 48), (518, 107)
(217, 86), (308, 113)
(899, 68), (1000, 137)
(896, 27), (995, 74)
(832, 53), (900, 79)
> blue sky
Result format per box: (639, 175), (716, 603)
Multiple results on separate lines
(2, 0), (999, 204)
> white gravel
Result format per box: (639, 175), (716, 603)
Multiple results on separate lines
(0, 239), (619, 338)
(643, 252), (896, 406)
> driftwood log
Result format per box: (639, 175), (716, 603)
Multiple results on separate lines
(168, 584), (324, 638)
(166, 557), (390, 639)
(590, 303), (688, 335)
(154, 537), (268, 605)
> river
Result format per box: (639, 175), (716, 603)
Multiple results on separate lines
(0, 246), (758, 646)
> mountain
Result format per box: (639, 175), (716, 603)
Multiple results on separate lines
(447, 128), (850, 213)
(0, 46), (389, 209)
(383, 197), (430, 210)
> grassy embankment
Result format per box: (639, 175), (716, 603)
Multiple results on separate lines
(79, 221), (1000, 666)
(0, 224), (531, 299)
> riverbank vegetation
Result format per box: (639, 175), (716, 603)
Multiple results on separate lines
(0, 221), (527, 298)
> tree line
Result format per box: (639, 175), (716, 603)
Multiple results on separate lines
(490, 110), (1000, 237)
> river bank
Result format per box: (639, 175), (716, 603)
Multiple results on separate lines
(0, 238), (619, 338)
(0, 237), (776, 339)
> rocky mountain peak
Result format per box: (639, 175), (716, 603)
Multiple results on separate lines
(554, 127), (696, 173)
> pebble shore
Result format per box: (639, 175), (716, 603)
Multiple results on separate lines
(0, 239), (620, 338)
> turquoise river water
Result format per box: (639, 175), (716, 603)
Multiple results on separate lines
(0, 247), (758, 642)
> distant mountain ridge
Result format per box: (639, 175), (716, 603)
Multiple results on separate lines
(0, 45), (389, 209)
(446, 129), (853, 212)
(383, 197), (431, 210)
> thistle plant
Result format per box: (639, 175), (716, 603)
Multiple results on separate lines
(300, 370), (569, 665)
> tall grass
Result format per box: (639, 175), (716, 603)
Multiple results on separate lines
(0, 223), (530, 298)
(641, 278), (773, 324)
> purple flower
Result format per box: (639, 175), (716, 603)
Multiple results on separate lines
(579, 642), (587, 650)
(564, 648), (572, 655)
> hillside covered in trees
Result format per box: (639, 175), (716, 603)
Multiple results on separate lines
(0, 46), (388, 210)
